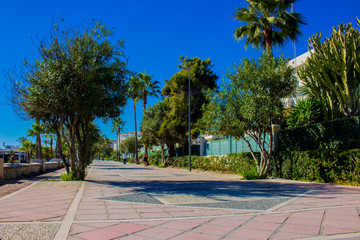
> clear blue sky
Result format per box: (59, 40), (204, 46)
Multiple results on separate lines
(0, 0), (359, 146)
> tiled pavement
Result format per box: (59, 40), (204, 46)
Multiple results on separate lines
(1, 160), (360, 240)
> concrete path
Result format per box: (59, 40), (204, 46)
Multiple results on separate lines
(1, 160), (360, 240)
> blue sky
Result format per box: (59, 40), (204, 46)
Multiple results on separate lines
(0, 0), (359, 146)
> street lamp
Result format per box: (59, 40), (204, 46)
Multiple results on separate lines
(182, 66), (191, 172)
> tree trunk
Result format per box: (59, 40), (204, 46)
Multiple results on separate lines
(54, 128), (70, 173)
(160, 143), (165, 164)
(263, 29), (273, 56)
(133, 99), (139, 164)
(143, 93), (148, 153)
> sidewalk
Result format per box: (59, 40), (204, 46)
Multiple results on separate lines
(1, 160), (360, 240)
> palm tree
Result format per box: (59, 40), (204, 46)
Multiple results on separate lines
(18, 140), (35, 163)
(139, 71), (161, 111)
(17, 136), (28, 145)
(233, 0), (305, 55)
(111, 117), (125, 162)
(27, 122), (45, 159)
(138, 71), (161, 153)
(43, 124), (55, 158)
(128, 74), (142, 164)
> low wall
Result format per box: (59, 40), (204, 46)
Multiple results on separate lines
(1, 160), (64, 181)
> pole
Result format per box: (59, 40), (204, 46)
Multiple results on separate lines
(188, 68), (191, 172)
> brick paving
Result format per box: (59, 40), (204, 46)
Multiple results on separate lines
(1, 160), (360, 239)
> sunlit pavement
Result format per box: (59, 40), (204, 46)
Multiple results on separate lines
(1, 160), (360, 240)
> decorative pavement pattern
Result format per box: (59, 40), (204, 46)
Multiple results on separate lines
(1, 160), (360, 240)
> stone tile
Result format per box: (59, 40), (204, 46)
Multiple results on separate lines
(135, 227), (183, 239)
(160, 220), (201, 230)
(70, 224), (96, 235)
(75, 228), (126, 240)
(194, 223), (235, 235)
(140, 212), (172, 218)
(322, 227), (360, 235)
(171, 232), (220, 240)
(285, 217), (322, 226)
(105, 223), (149, 234)
(230, 228), (273, 240)
(252, 213), (289, 224)
(280, 223), (320, 235)
(209, 217), (248, 227)
(272, 232), (315, 240)
(243, 221), (281, 231)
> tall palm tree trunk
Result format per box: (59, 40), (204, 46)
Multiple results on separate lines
(143, 94), (148, 153)
(133, 99), (139, 164)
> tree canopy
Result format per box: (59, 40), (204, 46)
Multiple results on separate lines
(201, 54), (297, 177)
(233, 0), (305, 54)
(10, 20), (129, 179)
(160, 56), (218, 155)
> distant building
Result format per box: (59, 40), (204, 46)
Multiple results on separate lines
(0, 145), (28, 163)
(284, 50), (313, 107)
(111, 131), (142, 151)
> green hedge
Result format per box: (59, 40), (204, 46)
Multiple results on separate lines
(279, 117), (360, 151)
(163, 153), (257, 175)
(270, 146), (360, 185)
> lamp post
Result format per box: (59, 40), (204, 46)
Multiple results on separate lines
(182, 66), (191, 172)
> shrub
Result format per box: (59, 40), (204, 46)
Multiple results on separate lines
(270, 146), (360, 185)
(242, 168), (260, 180)
(61, 167), (86, 181)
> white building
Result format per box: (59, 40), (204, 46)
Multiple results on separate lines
(284, 50), (313, 107)
(111, 132), (142, 151)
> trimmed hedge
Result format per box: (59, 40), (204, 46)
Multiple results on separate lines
(160, 153), (257, 175)
(270, 146), (360, 186)
(279, 117), (360, 151)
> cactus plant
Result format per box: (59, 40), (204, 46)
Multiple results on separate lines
(298, 23), (360, 119)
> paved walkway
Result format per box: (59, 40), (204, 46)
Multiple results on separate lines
(1, 160), (360, 240)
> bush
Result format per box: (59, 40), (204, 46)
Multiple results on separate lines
(270, 146), (360, 185)
(165, 153), (257, 175)
(61, 167), (86, 181)
(242, 168), (260, 180)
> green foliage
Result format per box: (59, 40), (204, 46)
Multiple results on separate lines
(160, 56), (218, 155)
(298, 23), (360, 119)
(148, 150), (164, 166)
(11, 20), (129, 179)
(242, 168), (260, 180)
(201, 53), (297, 177)
(285, 97), (325, 129)
(279, 117), (360, 151)
(61, 167), (86, 181)
(233, 0), (305, 54)
(120, 136), (142, 157)
(140, 102), (166, 150)
(270, 146), (360, 186)
(164, 153), (257, 175)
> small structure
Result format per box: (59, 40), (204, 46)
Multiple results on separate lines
(0, 145), (28, 163)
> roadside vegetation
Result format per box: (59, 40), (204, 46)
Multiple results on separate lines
(9, 0), (360, 185)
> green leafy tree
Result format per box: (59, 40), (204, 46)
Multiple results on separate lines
(201, 54), (297, 177)
(160, 56), (218, 156)
(120, 136), (142, 157)
(233, 0), (305, 55)
(10, 20), (128, 179)
(140, 101), (167, 163)
(298, 23), (360, 119)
